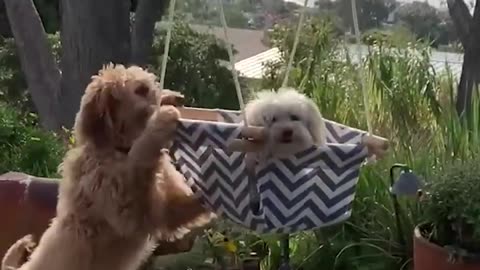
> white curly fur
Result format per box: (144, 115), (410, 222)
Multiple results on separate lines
(244, 87), (326, 158)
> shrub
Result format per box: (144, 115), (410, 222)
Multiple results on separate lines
(151, 19), (242, 110)
(0, 33), (61, 114)
(421, 158), (480, 253)
(0, 102), (65, 177)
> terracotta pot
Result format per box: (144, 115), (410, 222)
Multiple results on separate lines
(0, 172), (57, 257)
(414, 225), (480, 270)
(0, 171), (195, 258)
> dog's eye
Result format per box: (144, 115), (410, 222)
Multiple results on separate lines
(134, 84), (150, 97)
(271, 117), (277, 123)
(290, 114), (300, 121)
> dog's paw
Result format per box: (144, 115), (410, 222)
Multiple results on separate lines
(158, 105), (181, 122)
(2, 235), (36, 270)
(13, 234), (36, 253)
(159, 89), (185, 106)
(148, 105), (180, 131)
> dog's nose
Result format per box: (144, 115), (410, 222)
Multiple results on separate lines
(282, 129), (293, 139)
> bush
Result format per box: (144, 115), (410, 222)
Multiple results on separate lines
(0, 102), (65, 177)
(151, 19), (242, 110)
(422, 158), (480, 253)
(0, 33), (61, 114)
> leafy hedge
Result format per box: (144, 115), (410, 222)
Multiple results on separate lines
(0, 102), (64, 177)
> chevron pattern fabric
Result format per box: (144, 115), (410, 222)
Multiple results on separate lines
(172, 110), (368, 233)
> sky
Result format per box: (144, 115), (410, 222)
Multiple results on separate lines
(399, 0), (476, 10)
(399, 0), (445, 9)
(285, 0), (475, 12)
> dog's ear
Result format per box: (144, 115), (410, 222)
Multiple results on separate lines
(78, 81), (119, 147)
(306, 100), (327, 146)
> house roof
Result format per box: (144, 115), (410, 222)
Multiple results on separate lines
(190, 24), (269, 61)
(234, 47), (281, 79)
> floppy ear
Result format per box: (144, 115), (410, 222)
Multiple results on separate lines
(78, 82), (118, 147)
(306, 100), (327, 146)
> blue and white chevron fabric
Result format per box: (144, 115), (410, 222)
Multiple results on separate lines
(172, 109), (368, 234)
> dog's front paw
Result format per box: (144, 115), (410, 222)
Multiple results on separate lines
(13, 234), (36, 253)
(158, 105), (181, 122)
(2, 234), (36, 270)
(159, 89), (185, 106)
(148, 105), (181, 131)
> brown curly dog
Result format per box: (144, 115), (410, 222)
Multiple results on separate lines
(2, 64), (214, 270)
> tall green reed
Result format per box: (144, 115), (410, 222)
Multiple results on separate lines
(252, 16), (476, 270)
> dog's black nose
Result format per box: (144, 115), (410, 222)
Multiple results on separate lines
(282, 129), (293, 139)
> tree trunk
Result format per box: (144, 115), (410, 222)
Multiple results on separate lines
(58, 0), (132, 128)
(447, 0), (472, 46)
(5, 0), (167, 130)
(448, 0), (480, 117)
(3, 0), (61, 130)
(131, 0), (168, 67)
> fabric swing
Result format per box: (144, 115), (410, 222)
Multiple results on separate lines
(158, 0), (388, 234)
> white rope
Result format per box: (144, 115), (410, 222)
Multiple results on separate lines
(351, 0), (373, 136)
(216, 0), (249, 125)
(158, 0), (178, 91)
(281, 0), (309, 88)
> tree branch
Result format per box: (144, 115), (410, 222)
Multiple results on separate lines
(131, 0), (168, 67)
(3, 0), (61, 130)
(447, 0), (472, 46)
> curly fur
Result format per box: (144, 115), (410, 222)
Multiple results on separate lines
(1, 64), (214, 270)
(244, 87), (326, 158)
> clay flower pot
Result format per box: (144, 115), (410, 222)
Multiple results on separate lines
(414, 225), (480, 270)
(0, 171), (196, 258)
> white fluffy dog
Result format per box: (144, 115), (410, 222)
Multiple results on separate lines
(244, 87), (327, 159)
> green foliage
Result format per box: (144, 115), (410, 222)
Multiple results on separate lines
(177, 0), (250, 29)
(242, 16), (479, 270)
(0, 6), (474, 270)
(0, 20), (238, 113)
(395, 1), (452, 47)
(366, 42), (442, 148)
(264, 16), (344, 92)
(334, 0), (396, 30)
(422, 157), (480, 253)
(33, 0), (60, 33)
(0, 102), (64, 177)
(151, 19), (240, 109)
(362, 26), (416, 47)
(0, 33), (61, 113)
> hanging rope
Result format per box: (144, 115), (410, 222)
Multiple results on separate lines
(216, 0), (249, 125)
(158, 0), (178, 91)
(216, 0), (261, 214)
(281, 0), (309, 88)
(351, 0), (373, 137)
(159, 0), (248, 124)
(159, 0), (375, 144)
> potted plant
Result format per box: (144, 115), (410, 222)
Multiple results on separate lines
(414, 159), (480, 270)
